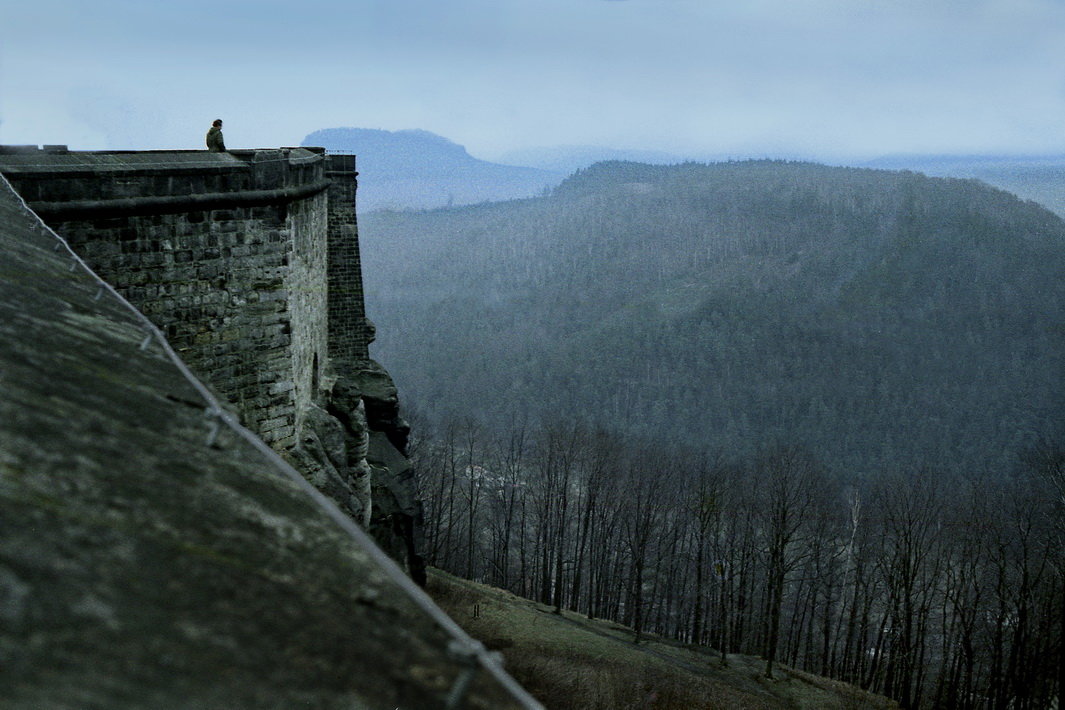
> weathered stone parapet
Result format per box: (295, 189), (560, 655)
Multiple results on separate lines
(0, 146), (327, 204)
(26, 178), (332, 219)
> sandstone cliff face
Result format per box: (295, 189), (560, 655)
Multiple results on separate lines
(290, 358), (426, 584)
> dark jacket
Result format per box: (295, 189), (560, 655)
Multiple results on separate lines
(206, 126), (226, 152)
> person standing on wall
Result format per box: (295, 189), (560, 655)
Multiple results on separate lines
(206, 119), (226, 152)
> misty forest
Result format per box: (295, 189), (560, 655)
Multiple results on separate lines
(359, 161), (1065, 708)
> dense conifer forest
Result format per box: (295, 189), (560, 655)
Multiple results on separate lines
(363, 161), (1063, 476)
(360, 161), (1065, 708)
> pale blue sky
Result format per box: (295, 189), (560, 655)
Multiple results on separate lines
(2, 0), (1064, 161)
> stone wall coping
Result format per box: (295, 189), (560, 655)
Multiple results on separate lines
(2, 147), (332, 218)
(0, 147), (324, 175)
(30, 177), (333, 219)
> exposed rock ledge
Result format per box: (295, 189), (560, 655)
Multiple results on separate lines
(288, 358), (426, 585)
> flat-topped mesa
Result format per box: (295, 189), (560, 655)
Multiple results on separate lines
(0, 145), (421, 581)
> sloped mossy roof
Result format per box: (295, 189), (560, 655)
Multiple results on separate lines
(0, 176), (533, 709)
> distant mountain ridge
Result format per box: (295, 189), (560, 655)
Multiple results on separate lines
(500, 146), (1065, 217)
(862, 153), (1065, 217)
(494, 144), (700, 174)
(302, 128), (564, 211)
(303, 127), (1065, 217)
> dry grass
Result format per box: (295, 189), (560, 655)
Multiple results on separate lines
(428, 569), (898, 710)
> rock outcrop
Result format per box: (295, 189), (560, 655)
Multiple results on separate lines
(288, 358), (426, 585)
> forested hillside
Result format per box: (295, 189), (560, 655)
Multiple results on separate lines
(865, 154), (1065, 218)
(361, 161), (1064, 478)
(362, 161), (1064, 708)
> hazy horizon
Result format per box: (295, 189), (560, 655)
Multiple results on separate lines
(3, 0), (1065, 163)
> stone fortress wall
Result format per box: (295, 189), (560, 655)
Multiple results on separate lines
(0, 145), (420, 579)
(1, 146), (354, 445)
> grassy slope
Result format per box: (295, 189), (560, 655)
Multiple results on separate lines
(429, 569), (898, 710)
